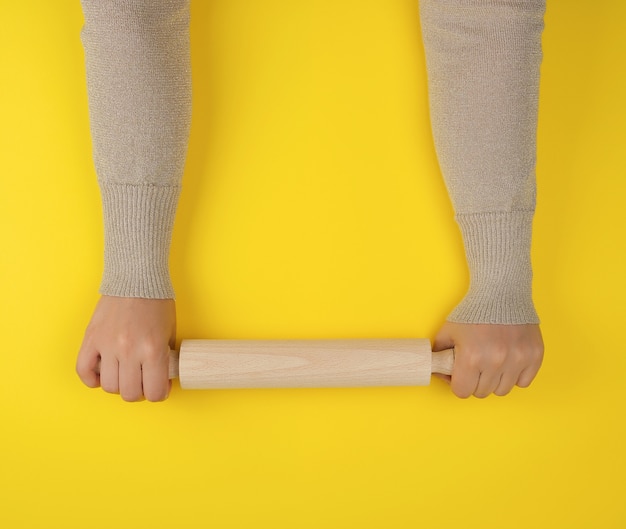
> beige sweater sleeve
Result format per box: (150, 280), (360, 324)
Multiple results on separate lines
(80, 0), (191, 298)
(419, 0), (545, 324)
(80, 0), (544, 323)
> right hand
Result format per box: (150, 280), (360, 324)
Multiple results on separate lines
(76, 295), (176, 402)
(433, 321), (544, 398)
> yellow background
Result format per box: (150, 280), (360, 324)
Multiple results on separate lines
(1, 1), (625, 527)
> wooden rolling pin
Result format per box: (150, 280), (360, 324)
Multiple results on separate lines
(158, 339), (454, 389)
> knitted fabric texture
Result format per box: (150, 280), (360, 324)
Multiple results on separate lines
(420, 0), (545, 323)
(80, 0), (544, 324)
(80, 0), (191, 298)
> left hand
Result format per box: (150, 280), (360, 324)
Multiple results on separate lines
(433, 322), (544, 398)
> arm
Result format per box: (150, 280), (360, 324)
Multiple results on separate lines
(76, 0), (191, 401)
(419, 0), (546, 397)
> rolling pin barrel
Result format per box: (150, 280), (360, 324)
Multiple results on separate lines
(175, 339), (454, 389)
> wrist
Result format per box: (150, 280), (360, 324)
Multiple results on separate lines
(448, 210), (539, 324)
(99, 182), (180, 299)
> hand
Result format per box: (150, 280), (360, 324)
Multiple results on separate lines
(76, 295), (176, 402)
(433, 322), (544, 398)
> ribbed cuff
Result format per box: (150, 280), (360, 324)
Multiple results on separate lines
(99, 182), (180, 299)
(448, 211), (539, 324)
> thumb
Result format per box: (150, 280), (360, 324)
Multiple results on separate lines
(433, 322), (455, 352)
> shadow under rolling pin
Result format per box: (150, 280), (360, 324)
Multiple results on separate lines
(159, 339), (454, 389)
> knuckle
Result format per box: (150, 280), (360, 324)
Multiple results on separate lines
(116, 336), (166, 364)
(463, 351), (481, 370)
(510, 350), (525, 367)
(142, 345), (167, 363)
(515, 345), (544, 367)
(113, 331), (131, 349)
(489, 350), (507, 370)
(113, 338), (166, 364)
(114, 336), (133, 360)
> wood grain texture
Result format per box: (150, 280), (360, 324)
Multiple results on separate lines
(177, 338), (453, 389)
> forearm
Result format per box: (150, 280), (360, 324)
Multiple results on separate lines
(420, 0), (546, 324)
(80, 0), (192, 298)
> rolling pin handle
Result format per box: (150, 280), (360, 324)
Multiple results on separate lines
(431, 348), (454, 377)
(168, 349), (180, 380)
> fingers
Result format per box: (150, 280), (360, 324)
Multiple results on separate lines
(79, 348), (170, 402)
(449, 349), (479, 399)
(76, 337), (171, 402)
(494, 372), (518, 397)
(517, 358), (543, 388)
(466, 349), (511, 399)
(450, 346), (530, 398)
(474, 370), (504, 399)
(118, 357), (143, 402)
(76, 296), (176, 402)
(99, 347), (170, 402)
(436, 322), (544, 399)
(99, 353), (120, 395)
(76, 343), (101, 388)
(141, 348), (171, 402)
(118, 349), (170, 402)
